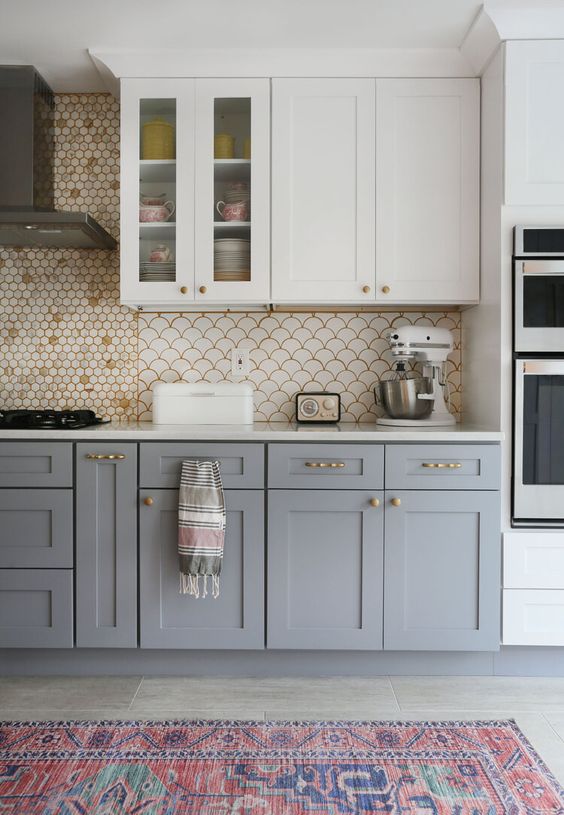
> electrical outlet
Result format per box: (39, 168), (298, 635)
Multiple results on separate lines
(231, 347), (250, 376)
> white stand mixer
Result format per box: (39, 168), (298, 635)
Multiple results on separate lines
(377, 325), (456, 427)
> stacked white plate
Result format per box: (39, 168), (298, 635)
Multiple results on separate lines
(139, 261), (175, 282)
(214, 238), (250, 281)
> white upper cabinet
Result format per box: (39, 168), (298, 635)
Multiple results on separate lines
(271, 79), (376, 303)
(120, 78), (270, 309)
(194, 78), (270, 304)
(505, 41), (564, 206)
(121, 79), (195, 308)
(376, 79), (480, 304)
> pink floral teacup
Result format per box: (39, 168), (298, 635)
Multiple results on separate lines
(216, 200), (249, 222)
(139, 201), (175, 223)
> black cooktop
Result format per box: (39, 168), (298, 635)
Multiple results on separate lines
(0, 410), (109, 429)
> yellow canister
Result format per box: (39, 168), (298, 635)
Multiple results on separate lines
(142, 118), (175, 160)
(214, 133), (235, 159)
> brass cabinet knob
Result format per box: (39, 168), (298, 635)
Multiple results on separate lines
(369, 497), (380, 507)
(180, 286), (188, 294)
(382, 285), (391, 294)
(143, 497), (154, 506)
(390, 497), (401, 507)
(362, 285), (371, 294)
(199, 286), (207, 294)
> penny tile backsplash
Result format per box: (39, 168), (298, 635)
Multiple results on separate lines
(0, 93), (462, 423)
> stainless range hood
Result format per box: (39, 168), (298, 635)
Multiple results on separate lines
(0, 65), (117, 250)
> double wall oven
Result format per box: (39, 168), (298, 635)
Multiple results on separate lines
(514, 226), (564, 524)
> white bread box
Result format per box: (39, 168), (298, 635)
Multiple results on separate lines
(152, 382), (254, 425)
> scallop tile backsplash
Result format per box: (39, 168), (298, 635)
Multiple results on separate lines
(138, 311), (461, 423)
(0, 93), (462, 423)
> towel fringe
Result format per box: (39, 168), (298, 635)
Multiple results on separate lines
(179, 572), (220, 598)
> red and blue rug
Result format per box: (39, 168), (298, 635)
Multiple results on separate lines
(0, 718), (562, 813)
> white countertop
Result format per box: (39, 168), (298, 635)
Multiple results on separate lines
(0, 421), (504, 441)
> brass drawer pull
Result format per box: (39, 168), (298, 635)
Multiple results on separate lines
(305, 462), (346, 469)
(85, 453), (126, 461)
(421, 462), (462, 469)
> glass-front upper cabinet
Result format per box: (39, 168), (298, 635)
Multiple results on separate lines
(121, 79), (195, 307)
(194, 79), (270, 303)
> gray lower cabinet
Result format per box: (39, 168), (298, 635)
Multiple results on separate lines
(0, 568), (73, 648)
(139, 489), (264, 649)
(75, 443), (138, 647)
(384, 490), (501, 651)
(267, 490), (384, 650)
(0, 489), (73, 568)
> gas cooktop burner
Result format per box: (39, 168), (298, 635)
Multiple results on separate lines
(0, 409), (109, 429)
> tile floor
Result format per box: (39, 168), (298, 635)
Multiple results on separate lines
(1, 675), (564, 785)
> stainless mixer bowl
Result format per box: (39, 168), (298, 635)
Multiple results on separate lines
(376, 376), (434, 420)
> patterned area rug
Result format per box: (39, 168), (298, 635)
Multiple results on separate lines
(0, 719), (563, 813)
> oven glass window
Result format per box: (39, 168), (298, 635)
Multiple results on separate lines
(523, 374), (564, 484)
(523, 277), (564, 327)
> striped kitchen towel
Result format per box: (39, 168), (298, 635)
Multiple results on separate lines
(178, 460), (225, 598)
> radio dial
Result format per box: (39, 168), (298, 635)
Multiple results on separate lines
(301, 398), (319, 417)
(323, 398), (335, 409)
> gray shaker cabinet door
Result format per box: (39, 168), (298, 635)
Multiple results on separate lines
(267, 490), (384, 649)
(0, 489), (73, 568)
(139, 490), (264, 649)
(384, 490), (501, 651)
(75, 443), (138, 648)
(0, 569), (73, 648)
(0, 442), (73, 487)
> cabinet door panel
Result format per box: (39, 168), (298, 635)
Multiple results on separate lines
(376, 79), (479, 303)
(272, 79), (375, 302)
(384, 490), (500, 651)
(0, 569), (73, 648)
(267, 490), (383, 649)
(0, 489), (72, 568)
(195, 78), (270, 302)
(120, 78), (195, 307)
(140, 490), (264, 649)
(76, 443), (138, 647)
(506, 41), (564, 205)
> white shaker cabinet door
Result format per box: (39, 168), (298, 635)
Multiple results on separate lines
(376, 79), (479, 304)
(271, 79), (376, 303)
(505, 41), (564, 205)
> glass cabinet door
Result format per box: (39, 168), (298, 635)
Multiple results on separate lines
(194, 79), (270, 303)
(121, 79), (194, 306)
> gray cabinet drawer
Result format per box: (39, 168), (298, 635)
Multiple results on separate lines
(139, 443), (264, 489)
(268, 444), (384, 489)
(0, 569), (73, 648)
(0, 489), (73, 568)
(385, 444), (501, 490)
(0, 442), (72, 487)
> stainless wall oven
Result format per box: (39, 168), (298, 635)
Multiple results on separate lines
(513, 226), (564, 525)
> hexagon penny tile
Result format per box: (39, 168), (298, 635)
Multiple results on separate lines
(0, 93), (138, 420)
(0, 93), (462, 423)
(138, 312), (461, 423)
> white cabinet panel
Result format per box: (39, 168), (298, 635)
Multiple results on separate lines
(120, 78), (195, 306)
(506, 41), (564, 205)
(503, 589), (564, 646)
(504, 531), (564, 589)
(195, 79), (270, 303)
(272, 79), (375, 303)
(376, 79), (479, 304)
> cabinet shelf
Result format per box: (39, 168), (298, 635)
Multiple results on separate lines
(139, 160), (176, 183)
(139, 222), (176, 241)
(214, 159), (251, 183)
